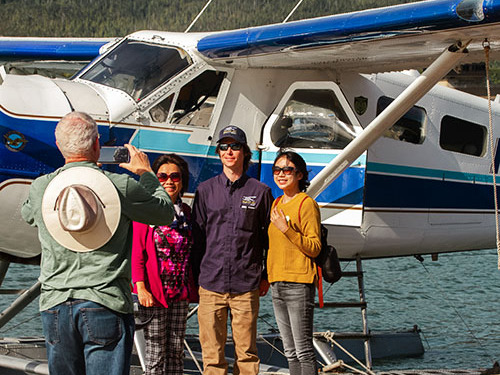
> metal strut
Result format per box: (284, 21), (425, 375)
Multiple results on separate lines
(308, 41), (470, 199)
(314, 257), (374, 373)
(356, 256), (372, 369)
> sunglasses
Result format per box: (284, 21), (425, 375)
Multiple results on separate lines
(157, 172), (181, 182)
(272, 166), (296, 175)
(219, 142), (242, 151)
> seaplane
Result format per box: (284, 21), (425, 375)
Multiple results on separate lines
(2, 0), (500, 373)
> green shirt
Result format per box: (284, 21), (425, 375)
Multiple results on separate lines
(21, 161), (174, 314)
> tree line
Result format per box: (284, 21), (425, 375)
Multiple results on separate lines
(0, 0), (422, 37)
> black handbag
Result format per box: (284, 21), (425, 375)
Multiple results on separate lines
(314, 224), (342, 284)
(294, 196), (342, 284)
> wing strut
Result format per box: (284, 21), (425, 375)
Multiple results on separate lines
(308, 41), (470, 199)
(185, 0), (214, 33)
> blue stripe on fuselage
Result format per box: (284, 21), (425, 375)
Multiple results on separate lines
(367, 162), (493, 184)
(260, 152), (366, 206)
(0, 112), (135, 181)
(365, 161), (498, 210)
(364, 172), (496, 210)
(0, 113), (62, 178)
(7, 113), (491, 210)
(130, 129), (211, 155)
(261, 150), (366, 165)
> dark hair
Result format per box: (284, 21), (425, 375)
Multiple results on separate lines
(273, 150), (310, 192)
(215, 142), (252, 172)
(152, 153), (190, 195)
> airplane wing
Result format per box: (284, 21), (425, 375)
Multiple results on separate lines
(0, 37), (112, 61)
(196, 0), (500, 73)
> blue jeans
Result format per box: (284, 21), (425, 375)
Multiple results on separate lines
(271, 282), (316, 375)
(41, 299), (135, 375)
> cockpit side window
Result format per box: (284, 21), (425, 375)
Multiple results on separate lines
(377, 96), (427, 144)
(149, 70), (226, 128)
(79, 40), (191, 102)
(270, 89), (356, 149)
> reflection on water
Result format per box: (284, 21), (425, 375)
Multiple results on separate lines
(1, 250), (500, 371)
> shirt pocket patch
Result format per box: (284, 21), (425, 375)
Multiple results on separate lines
(238, 207), (257, 231)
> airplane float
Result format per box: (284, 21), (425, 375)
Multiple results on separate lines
(2, 0), (500, 371)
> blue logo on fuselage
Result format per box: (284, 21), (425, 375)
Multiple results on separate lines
(3, 130), (28, 152)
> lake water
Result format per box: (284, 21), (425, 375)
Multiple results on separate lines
(1, 249), (500, 371)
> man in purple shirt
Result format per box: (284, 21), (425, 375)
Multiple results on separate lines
(192, 125), (273, 375)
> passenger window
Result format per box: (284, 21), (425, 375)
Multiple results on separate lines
(270, 89), (356, 149)
(150, 94), (173, 123)
(149, 70), (226, 127)
(173, 71), (226, 127)
(377, 96), (426, 144)
(439, 115), (486, 156)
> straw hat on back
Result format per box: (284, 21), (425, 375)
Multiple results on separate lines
(41, 167), (121, 252)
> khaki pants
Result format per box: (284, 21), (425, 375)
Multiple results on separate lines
(198, 286), (260, 375)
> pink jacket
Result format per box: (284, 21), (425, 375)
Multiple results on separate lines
(131, 222), (168, 308)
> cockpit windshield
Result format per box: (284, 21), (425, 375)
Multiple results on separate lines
(79, 40), (191, 102)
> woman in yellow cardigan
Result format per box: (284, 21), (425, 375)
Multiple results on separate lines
(267, 150), (322, 375)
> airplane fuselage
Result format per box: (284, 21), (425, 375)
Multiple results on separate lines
(1, 30), (499, 261)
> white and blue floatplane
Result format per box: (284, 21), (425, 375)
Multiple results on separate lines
(2, 0), (500, 373)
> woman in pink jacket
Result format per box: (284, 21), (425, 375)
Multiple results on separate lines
(132, 153), (193, 375)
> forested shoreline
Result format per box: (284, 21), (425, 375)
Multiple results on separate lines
(0, 0), (421, 37)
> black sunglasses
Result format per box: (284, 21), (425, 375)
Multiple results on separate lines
(272, 166), (296, 175)
(157, 172), (181, 182)
(219, 142), (242, 151)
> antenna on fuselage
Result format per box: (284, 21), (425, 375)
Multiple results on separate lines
(282, 0), (305, 23)
(185, 0), (214, 33)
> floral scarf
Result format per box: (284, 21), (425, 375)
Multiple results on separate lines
(153, 197), (192, 302)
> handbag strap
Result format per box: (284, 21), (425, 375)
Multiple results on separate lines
(297, 195), (310, 225)
(295, 195), (324, 306)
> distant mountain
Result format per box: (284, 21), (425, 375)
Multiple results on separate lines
(0, 0), (422, 37)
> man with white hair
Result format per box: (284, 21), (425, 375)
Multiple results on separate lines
(22, 111), (174, 375)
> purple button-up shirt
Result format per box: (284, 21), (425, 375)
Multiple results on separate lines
(192, 173), (273, 294)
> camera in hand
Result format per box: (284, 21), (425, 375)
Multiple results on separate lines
(98, 146), (130, 164)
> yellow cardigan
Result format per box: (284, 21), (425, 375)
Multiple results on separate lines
(267, 192), (321, 284)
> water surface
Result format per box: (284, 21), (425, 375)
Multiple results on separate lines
(1, 250), (499, 371)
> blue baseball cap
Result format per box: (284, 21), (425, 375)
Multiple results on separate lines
(217, 125), (247, 144)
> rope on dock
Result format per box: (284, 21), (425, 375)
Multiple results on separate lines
(483, 39), (500, 270)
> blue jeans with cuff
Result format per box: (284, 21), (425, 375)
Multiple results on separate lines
(271, 282), (316, 375)
(41, 299), (135, 375)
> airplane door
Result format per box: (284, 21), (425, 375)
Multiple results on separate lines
(260, 82), (365, 227)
